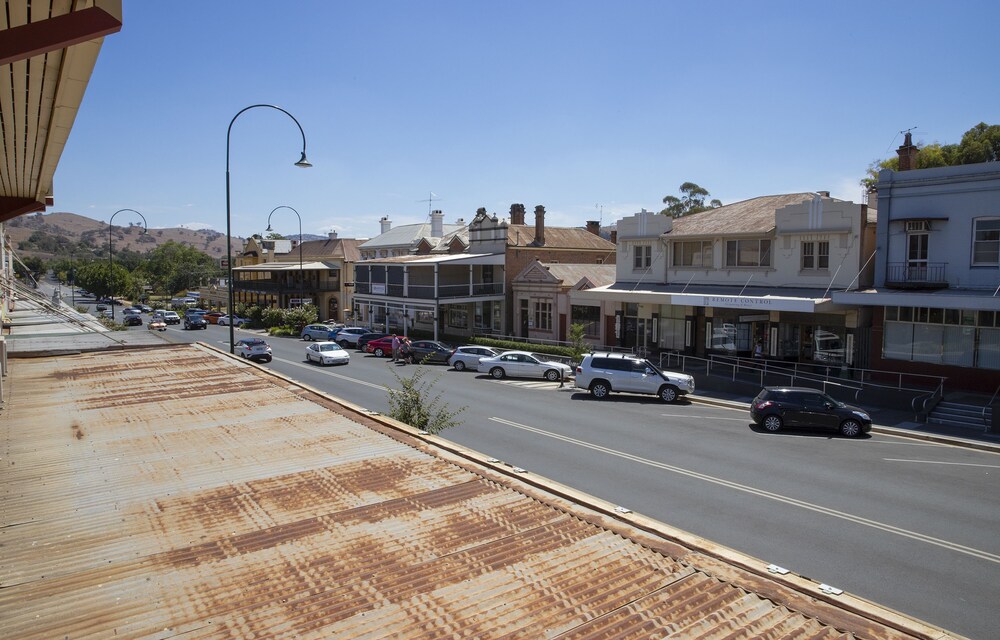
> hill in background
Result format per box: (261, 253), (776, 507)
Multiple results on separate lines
(7, 212), (238, 260)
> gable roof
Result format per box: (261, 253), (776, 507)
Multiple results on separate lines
(507, 224), (616, 251)
(359, 222), (465, 251)
(670, 193), (845, 237)
(516, 260), (617, 289)
(271, 238), (364, 263)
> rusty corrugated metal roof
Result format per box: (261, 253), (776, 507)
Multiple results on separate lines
(0, 343), (960, 639)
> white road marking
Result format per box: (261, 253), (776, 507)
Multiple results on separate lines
(883, 458), (1000, 469)
(274, 356), (389, 391)
(661, 413), (747, 422)
(489, 416), (1000, 564)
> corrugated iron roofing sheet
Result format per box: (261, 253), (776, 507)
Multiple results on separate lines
(0, 344), (958, 639)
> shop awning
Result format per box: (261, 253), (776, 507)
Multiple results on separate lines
(573, 282), (843, 313)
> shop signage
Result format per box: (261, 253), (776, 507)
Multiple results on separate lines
(372, 283), (386, 295)
(672, 293), (819, 313)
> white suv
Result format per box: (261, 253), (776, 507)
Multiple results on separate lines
(575, 352), (694, 403)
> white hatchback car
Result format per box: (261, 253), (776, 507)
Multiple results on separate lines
(305, 341), (351, 366)
(477, 350), (572, 381)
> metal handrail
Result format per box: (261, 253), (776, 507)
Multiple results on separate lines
(985, 383), (1000, 433)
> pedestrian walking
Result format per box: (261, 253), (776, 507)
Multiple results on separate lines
(399, 338), (413, 365)
(390, 334), (400, 363)
(753, 341), (763, 359)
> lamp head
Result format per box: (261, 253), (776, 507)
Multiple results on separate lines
(266, 224), (273, 232)
(294, 152), (312, 168)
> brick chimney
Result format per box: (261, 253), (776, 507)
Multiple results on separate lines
(897, 131), (919, 171)
(534, 205), (545, 246)
(586, 220), (600, 235)
(510, 203), (526, 225)
(430, 209), (444, 238)
(379, 216), (392, 233)
(610, 229), (618, 244)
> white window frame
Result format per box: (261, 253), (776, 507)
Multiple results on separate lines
(725, 239), (772, 267)
(633, 244), (651, 270)
(533, 299), (552, 331)
(801, 240), (829, 270)
(972, 217), (1000, 266)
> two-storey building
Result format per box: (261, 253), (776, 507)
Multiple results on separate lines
(833, 142), (1000, 392)
(575, 194), (875, 366)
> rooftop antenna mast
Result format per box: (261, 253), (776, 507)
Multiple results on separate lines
(418, 192), (442, 218)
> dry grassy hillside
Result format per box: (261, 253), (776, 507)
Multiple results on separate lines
(6, 211), (238, 259)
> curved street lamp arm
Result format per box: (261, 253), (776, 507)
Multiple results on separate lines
(108, 208), (147, 321)
(226, 104), (310, 172)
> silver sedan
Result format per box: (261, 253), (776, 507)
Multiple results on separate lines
(305, 341), (351, 366)
(476, 350), (572, 381)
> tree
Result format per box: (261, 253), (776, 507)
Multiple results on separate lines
(861, 122), (999, 191)
(660, 182), (722, 218)
(568, 323), (588, 363)
(385, 367), (466, 434)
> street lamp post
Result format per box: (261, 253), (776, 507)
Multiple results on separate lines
(108, 208), (147, 322)
(266, 206), (304, 311)
(226, 105), (311, 353)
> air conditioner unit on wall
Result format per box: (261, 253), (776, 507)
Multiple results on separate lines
(905, 220), (930, 232)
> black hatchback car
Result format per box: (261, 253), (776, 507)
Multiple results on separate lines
(750, 387), (872, 438)
(183, 314), (208, 330)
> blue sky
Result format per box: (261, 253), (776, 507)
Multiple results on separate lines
(53, 1), (999, 240)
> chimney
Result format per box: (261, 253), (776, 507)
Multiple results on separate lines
(380, 216), (392, 233)
(610, 229), (618, 244)
(455, 217), (465, 226)
(817, 191), (830, 198)
(328, 231), (338, 240)
(430, 209), (444, 238)
(510, 203), (525, 225)
(897, 131), (919, 171)
(586, 220), (600, 235)
(534, 205), (545, 246)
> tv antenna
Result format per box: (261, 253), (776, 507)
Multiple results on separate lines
(417, 192), (442, 216)
(595, 203), (604, 226)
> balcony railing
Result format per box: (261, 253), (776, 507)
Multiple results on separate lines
(885, 262), (948, 289)
(234, 280), (342, 293)
(353, 282), (504, 299)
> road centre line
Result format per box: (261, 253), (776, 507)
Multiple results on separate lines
(883, 458), (1000, 469)
(489, 416), (1000, 564)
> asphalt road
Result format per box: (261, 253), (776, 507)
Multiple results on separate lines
(114, 316), (1000, 638)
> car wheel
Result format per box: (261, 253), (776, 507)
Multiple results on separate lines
(339, 340), (350, 348)
(453, 360), (466, 371)
(659, 385), (679, 403)
(544, 369), (561, 382)
(762, 414), (783, 432)
(840, 419), (863, 438)
(490, 367), (505, 379)
(303, 334), (312, 341)
(374, 347), (385, 357)
(590, 381), (610, 399)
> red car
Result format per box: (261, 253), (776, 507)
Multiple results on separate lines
(202, 311), (225, 324)
(365, 336), (405, 358)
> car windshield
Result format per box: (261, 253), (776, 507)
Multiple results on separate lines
(319, 344), (341, 352)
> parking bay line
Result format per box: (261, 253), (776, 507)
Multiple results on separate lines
(489, 416), (1000, 564)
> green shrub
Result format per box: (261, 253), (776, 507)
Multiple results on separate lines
(386, 367), (466, 434)
(467, 336), (574, 359)
(267, 325), (295, 337)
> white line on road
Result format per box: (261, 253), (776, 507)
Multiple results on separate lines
(883, 458), (1000, 469)
(489, 416), (1000, 564)
(661, 413), (748, 422)
(275, 356), (389, 391)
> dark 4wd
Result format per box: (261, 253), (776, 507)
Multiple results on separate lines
(184, 315), (208, 330)
(750, 387), (872, 438)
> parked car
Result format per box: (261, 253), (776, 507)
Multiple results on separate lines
(333, 327), (368, 347)
(202, 311), (225, 324)
(301, 324), (338, 341)
(235, 338), (272, 363)
(100, 309), (114, 319)
(162, 311), (181, 325)
(305, 341), (351, 366)
(217, 314), (248, 327)
(574, 352), (695, 403)
(123, 314), (143, 326)
(749, 387), (872, 438)
(477, 350), (572, 381)
(356, 332), (390, 351)
(122, 307), (142, 316)
(147, 318), (167, 331)
(95, 303), (108, 311)
(139, 304), (154, 313)
(184, 314), (208, 330)
(407, 340), (454, 364)
(448, 346), (502, 371)
(364, 336), (397, 357)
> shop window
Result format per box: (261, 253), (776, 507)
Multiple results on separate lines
(533, 300), (552, 331)
(571, 305), (601, 336)
(801, 241), (830, 270)
(726, 239), (772, 267)
(673, 241), (713, 267)
(972, 218), (1000, 266)
(633, 245), (652, 270)
(447, 308), (468, 329)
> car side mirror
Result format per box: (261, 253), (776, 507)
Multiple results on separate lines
(645, 368), (654, 375)
(824, 402), (834, 410)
